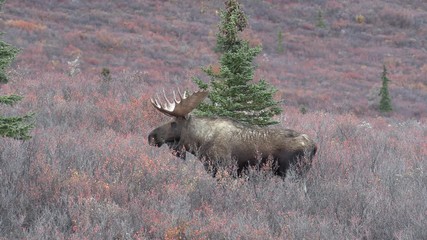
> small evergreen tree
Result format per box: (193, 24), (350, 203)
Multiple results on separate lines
(316, 9), (326, 28)
(0, 33), (17, 84)
(379, 65), (392, 113)
(277, 29), (284, 54)
(101, 67), (112, 82)
(194, 0), (282, 126)
(0, 0), (33, 140)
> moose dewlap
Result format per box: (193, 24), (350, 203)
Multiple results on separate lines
(148, 90), (317, 178)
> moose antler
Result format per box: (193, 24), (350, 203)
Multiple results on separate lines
(151, 89), (208, 117)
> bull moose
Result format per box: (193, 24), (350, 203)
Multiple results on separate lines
(148, 90), (317, 178)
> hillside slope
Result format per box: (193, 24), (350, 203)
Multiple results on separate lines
(1, 0), (426, 119)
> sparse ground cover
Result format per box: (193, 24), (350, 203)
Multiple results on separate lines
(0, 0), (426, 119)
(0, 71), (425, 239)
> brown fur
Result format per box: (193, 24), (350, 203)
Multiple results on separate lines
(148, 115), (317, 178)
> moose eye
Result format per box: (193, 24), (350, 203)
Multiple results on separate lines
(171, 122), (177, 129)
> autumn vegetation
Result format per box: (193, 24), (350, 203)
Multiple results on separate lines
(0, 0), (426, 239)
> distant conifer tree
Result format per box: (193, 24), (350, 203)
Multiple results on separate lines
(316, 9), (326, 28)
(277, 29), (284, 54)
(0, 0), (33, 140)
(193, 0), (282, 126)
(379, 65), (392, 113)
(101, 67), (112, 82)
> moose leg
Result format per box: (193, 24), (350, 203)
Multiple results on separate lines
(175, 150), (186, 160)
(167, 142), (187, 160)
(203, 161), (218, 177)
(276, 151), (295, 177)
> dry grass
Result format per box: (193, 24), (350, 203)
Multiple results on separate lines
(0, 71), (425, 239)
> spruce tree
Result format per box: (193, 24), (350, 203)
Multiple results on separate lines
(277, 29), (284, 54)
(0, 0), (33, 140)
(193, 0), (282, 126)
(379, 65), (392, 113)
